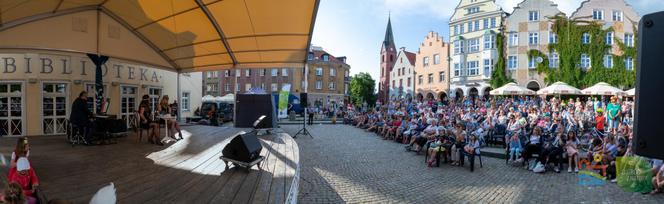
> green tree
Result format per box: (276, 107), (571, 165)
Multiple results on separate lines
(490, 33), (512, 88)
(349, 72), (377, 106)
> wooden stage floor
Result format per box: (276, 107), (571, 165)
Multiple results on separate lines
(0, 125), (299, 204)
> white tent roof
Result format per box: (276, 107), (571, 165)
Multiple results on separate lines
(537, 81), (582, 95)
(626, 88), (635, 96)
(581, 82), (625, 96)
(490, 82), (535, 96)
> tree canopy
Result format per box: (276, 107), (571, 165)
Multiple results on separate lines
(349, 72), (377, 106)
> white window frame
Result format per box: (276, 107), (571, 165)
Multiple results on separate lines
(549, 32), (558, 44)
(491, 17), (496, 28)
(433, 54), (440, 65)
(612, 10), (623, 22)
(439, 71), (445, 82)
(329, 82), (336, 90)
(484, 34), (495, 49)
(271, 83), (278, 92)
(245, 83), (252, 92)
(315, 81), (322, 90)
(483, 59), (493, 77)
(529, 32), (539, 45)
(41, 82), (69, 135)
(604, 54), (614, 68)
(625, 33), (634, 47)
(529, 10), (540, 21)
(181, 92), (190, 112)
(454, 63), (462, 76)
(625, 57), (634, 70)
(606, 32), (613, 45)
(316, 67), (323, 76)
(0, 82), (25, 137)
(593, 9), (604, 20)
(468, 38), (480, 53)
(119, 85), (138, 130)
(467, 61), (479, 76)
(509, 33), (519, 46)
(423, 56), (430, 67)
(582, 33), (591, 44)
(581, 54), (591, 69)
(271, 69), (278, 76)
(528, 57), (536, 69)
(330, 68), (336, 77)
(549, 51), (559, 68)
(508, 56), (518, 70)
(282, 68), (289, 76)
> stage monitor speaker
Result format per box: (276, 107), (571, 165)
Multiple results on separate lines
(222, 133), (263, 163)
(300, 92), (308, 107)
(234, 94), (276, 128)
(634, 11), (664, 159)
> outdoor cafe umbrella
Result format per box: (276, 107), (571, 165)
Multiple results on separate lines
(581, 82), (625, 96)
(626, 88), (636, 96)
(489, 82), (536, 95)
(537, 81), (582, 95)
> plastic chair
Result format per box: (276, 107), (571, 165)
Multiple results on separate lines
(463, 147), (483, 172)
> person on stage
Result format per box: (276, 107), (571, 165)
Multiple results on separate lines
(70, 91), (95, 144)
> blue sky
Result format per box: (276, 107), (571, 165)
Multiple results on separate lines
(310, 0), (664, 84)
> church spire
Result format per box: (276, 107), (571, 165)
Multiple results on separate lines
(383, 15), (395, 48)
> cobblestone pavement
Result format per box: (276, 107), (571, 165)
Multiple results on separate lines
(281, 124), (664, 204)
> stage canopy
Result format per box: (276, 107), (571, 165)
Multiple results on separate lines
(0, 0), (320, 72)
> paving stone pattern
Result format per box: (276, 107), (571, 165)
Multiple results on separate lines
(281, 124), (664, 204)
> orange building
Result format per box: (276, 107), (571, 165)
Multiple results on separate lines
(414, 31), (450, 101)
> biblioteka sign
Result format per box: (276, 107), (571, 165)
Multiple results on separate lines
(0, 53), (164, 84)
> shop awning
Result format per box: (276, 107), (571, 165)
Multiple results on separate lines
(0, 0), (320, 72)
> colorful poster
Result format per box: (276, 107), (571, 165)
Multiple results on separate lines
(616, 156), (653, 193)
(278, 84), (291, 119)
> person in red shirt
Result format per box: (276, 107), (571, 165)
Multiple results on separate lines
(7, 157), (38, 204)
(595, 109), (606, 133)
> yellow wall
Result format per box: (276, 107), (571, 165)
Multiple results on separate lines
(0, 51), (201, 136)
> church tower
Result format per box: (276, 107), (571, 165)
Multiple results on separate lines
(378, 16), (396, 104)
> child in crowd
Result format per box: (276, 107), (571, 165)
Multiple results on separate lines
(0, 183), (25, 204)
(508, 131), (522, 164)
(10, 137), (29, 169)
(7, 158), (39, 204)
(565, 131), (580, 173)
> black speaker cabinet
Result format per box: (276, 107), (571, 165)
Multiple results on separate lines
(634, 11), (664, 159)
(234, 94), (276, 128)
(222, 133), (263, 163)
(300, 92), (308, 107)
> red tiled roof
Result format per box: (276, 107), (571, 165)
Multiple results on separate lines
(311, 50), (348, 65)
(404, 51), (416, 66)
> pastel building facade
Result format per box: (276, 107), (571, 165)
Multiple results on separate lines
(505, 0), (563, 90)
(389, 48), (416, 100)
(414, 31), (450, 101)
(449, 0), (505, 99)
(571, 0), (640, 71)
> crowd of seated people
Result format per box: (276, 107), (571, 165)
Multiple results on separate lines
(343, 95), (664, 194)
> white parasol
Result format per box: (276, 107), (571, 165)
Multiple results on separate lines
(537, 81), (582, 95)
(625, 88), (635, 96)
(489, 82), (536, 95)
(581, 82), (625, 96)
